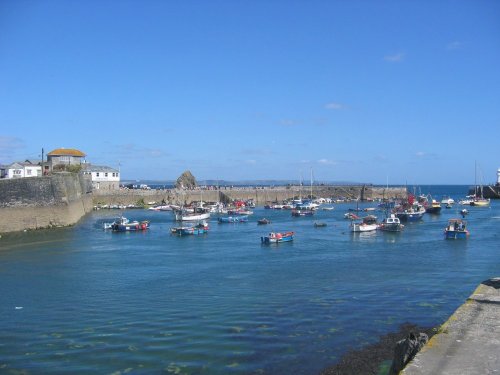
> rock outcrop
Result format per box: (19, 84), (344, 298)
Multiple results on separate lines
(390, 332), (429, 375)
(175, 170), (197, 189)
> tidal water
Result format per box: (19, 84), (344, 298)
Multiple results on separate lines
(1, 185), (499, 374)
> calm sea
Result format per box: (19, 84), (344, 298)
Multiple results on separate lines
(1, 185), (499, 374)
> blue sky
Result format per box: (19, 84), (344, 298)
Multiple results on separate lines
(1, 0), (499, 184)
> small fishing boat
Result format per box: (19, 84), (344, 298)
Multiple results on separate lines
(350, 215), (378, 233)
(378, 214), (404, 232)
(321, 206), (335, 211)
(291, 208), (314, 217)
(394, 196), (426, 222)
(425, 199), (442, 214)
(103, 217), (129, 229)
(171, 221), (209, 235)
(218, 215), (248, 223)
(470, 197), (490, 207)
(344, 212), (360, 220)
(227, 209), (253, 215)
(257, 218), (271, 225)
(314, 222), (327, 227)
(441, 196), (455, 205)
(460, 208), (469, 218)
(444, 218), (469, 239)
(111, 217), (150, 232)
(174, 207), (211, 221)
(261, 231), (294, 244)
(148, 205), (173, 211)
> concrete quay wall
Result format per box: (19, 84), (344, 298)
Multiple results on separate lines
(92, 185), (407, 206)
(0, 173), (93, 234)
(402, 278), (500, 375)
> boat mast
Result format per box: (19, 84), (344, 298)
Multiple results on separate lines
(310, 168), (313, 200)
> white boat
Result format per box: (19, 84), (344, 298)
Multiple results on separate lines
(350, 215), (378, 232)
(174, 208), (210, 221)
(148, 205), (173, 211)
(378, 214), (404, 232)
(103, 217), (129, 229)
(441, 196), (455, 205)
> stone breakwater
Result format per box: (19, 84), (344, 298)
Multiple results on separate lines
(93, 185), (408, 206)
(0, 173), (93, 234)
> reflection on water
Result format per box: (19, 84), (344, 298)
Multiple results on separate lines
(1, 189), (499, 374)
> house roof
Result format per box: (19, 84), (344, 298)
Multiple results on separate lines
(7, 162), (42, 168)
(82, 164), (118, 173)
(47, 148), (86, 157)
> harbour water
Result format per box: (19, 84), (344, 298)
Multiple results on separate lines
(1, 185), (499, 374)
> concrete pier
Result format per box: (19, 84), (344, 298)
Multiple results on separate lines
(402, 277), (500, 375)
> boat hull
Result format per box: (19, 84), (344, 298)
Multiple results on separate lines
(175, 212), (211, 221)
(261, 232), (294, 244)
(396, 212), (424, 222)
(112, 221), (149, 232)
(351, 223), (378, 232)
(218, 216), (248, 223)
(444, 229), (469, 239)
(378, 223), (404, 232)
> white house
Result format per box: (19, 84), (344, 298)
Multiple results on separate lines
(82, 164), (120, 190)
(4, 161), (42, 179)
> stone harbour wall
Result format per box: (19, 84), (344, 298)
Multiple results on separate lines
(0, 173), (93, 234)
(93, 185), (408, 206)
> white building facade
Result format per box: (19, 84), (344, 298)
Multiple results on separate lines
(4, 162), (42, 179)
(82, 165), (120, 190)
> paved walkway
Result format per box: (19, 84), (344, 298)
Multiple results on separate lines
(402, 277), (500, 375)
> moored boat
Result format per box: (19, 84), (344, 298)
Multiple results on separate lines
(444, 218), (469, 239)
(314, 222), (327, 227)
(261, 231), (294, 244)
(171, 220), (210, 235)
(104, 216), (129, 229)
(218, 215), (248, 223)
(425, 199), (442, 214)
(174, 207), (211, 221)
(378, 214), (404, 232)
(344, 212), (360, 220)
(394, 195), (426, 222)
(291, 208), (314, 217)
(350, 215), (378, 232)
(257, 218), (271, 225)
(111, 217), (150, 232)
(441, 196), (455, 205)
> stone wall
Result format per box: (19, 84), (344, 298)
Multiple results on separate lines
(92, 185), (408, 206)
(0, 173), (93, 233)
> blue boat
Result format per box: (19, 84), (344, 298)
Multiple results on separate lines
(291, 209), (314, 217)
(171, 221), (209, 236)
(444, 219), (469, 239)
(111, 217), (150, 232)
(218, 215), (248, 223)
(394, 203), (426, 222)
(261, 231), (294, 244)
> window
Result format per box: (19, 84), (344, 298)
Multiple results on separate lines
(96, 172), (99, 177)
(105, 173), (108, 177)
(27, 169), (32, 175)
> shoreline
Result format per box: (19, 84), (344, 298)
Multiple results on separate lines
(319, 323), (436, 375)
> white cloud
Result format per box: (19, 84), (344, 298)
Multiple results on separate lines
(325, 102), (345, 110)
(317, 158), (338, 165)
(279, 119), (299, 127)
(245, 159), (257, 165)
(415, 151), (425, 157)
(384, 52), (405, 62)
(446, 41), (462, 50)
